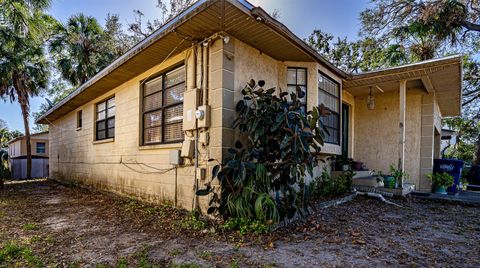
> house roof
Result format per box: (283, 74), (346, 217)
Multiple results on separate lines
(37, 0), (463, 123)
(343, 55), (463, 117)
(36, 0), (347, 124)
(7, 131), (49, 145)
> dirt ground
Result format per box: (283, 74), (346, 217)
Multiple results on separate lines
(0, 179), (479, 268)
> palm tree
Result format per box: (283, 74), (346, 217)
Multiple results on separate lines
(49, 14), (106, 86)
(0, 0), (51, 179)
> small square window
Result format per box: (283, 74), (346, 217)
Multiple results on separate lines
(36, 142), (46, 154)
(95, 97), (115, 140)
(77, 110), (82, 129)
(286, 67), (307, 105)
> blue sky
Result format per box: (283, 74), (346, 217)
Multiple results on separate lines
(0, 0), (368, 132)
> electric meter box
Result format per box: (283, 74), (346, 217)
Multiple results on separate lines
(197, 105), (211, 128)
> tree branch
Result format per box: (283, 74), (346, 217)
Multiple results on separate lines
(459, 20), (480, 32)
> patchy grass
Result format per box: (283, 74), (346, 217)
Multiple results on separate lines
(169, 248), (183, 257)
(197, 250), (213, 260)
(0, 240), (44, 267)
(169, 262), (203, 268)
(177, 211), (207, 231)
(22, 223), (38, 231)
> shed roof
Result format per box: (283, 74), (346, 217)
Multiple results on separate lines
(7, 131), (49, 145)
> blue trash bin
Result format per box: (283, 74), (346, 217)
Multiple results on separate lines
(433, 159), (464, 194)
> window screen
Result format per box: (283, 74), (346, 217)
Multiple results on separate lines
(142, 66), (185, 145)
(96, 97), (115, 140)
(318, 72), (340, 144)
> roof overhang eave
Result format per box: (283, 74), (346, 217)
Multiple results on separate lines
(36, 0), (213, 124)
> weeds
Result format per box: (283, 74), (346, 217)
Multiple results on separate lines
(198, 250), (213, 260)
(0, 240), (44, 267)
(178, 211), (207, 231)
(169, 248), (183, 257)
(22, 223), (38, 231)
(221, 218), (272, 235)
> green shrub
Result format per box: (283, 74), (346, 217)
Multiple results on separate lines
(310, 169), (354, 199)
(428, 172), (454, 188)
(197, 80), (329, 223)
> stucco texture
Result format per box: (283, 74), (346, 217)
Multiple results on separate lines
(354, 89), (423, 186)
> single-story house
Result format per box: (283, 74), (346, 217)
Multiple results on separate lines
(8, 131), (49, 179)
(36, 0), (462, 210)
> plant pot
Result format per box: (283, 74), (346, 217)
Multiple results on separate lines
(353, 161), (364, 171)
(383, 176), (396, 189)
(434, 185), (448, 195)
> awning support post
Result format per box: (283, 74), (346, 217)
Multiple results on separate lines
(398, 80), (406, 188)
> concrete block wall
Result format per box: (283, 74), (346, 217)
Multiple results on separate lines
(48, 35), (345, 211)
(49, 51), (198, 210)
(418, 93), (442, 191)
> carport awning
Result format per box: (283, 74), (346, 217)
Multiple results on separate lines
(343, 55), (463, 117)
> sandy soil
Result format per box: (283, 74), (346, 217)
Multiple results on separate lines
(0, 179), (479, 267)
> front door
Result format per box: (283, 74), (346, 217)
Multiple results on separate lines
(341, 103), (349, 158)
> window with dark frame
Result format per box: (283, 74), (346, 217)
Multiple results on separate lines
(95, 97), (115, 140)
(36, 142), (46, 154)
(142, 65), (185, 145)
(318, 72), (340, 145)
(77, 110), (82, 129)
(287, 67), (307, 106)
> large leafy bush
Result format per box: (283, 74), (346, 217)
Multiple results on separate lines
(198, 80), (329, 222)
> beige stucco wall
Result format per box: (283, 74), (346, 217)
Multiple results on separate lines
(354, 89), (423, 186)
(232, 38), (343, 180)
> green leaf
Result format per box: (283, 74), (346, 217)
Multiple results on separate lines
(207, 207), (217, 214)
(196, 186), (212, 196)
(212, 165), (220, 178)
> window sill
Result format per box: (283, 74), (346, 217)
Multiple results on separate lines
(93, 138), (114, 145)
(76, 127), (82, 131)
(319, 143), (342, 155)
(139, 143), (182, 150)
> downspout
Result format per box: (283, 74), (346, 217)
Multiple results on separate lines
(203, 43), (209, 105)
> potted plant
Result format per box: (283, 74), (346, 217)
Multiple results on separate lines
(427, 172), (454, 194)
(373, 170), (385, 187)
(389, 165), (409, 189)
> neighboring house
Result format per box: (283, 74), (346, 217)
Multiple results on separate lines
(8, 131), (49, 179)
(36, 0), (462, 210)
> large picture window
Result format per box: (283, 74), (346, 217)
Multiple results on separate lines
(142, 65), (185, 145)
(287, 67), (307, 105)
(96, 97), (115, 140)
(318, 72), (340, 144)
